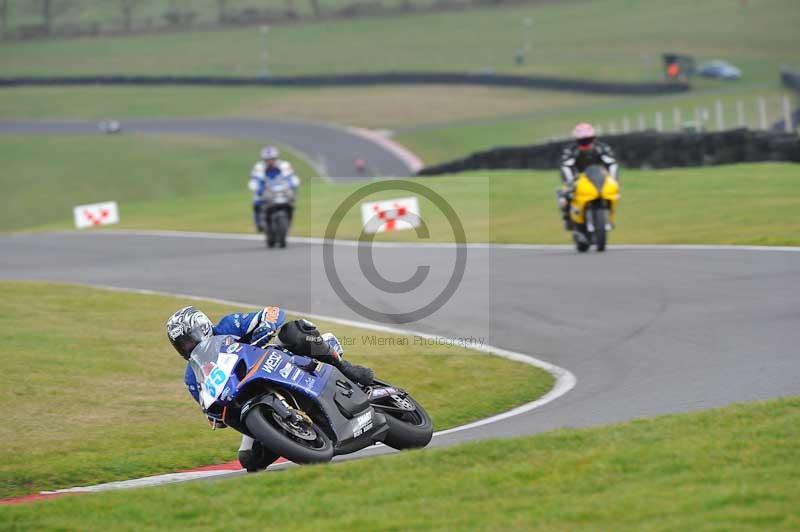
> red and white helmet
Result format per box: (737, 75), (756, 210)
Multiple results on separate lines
(573, 123), (596, 150)
(573, 123), (595, 141)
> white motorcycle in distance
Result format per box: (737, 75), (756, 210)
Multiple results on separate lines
(261, 182), (295, 249)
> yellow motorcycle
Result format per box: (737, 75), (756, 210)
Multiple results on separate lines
(568, 164), (620, 252)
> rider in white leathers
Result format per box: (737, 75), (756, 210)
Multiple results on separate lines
(249, 146), (300, 232)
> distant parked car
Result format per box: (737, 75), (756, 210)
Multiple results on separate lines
(97, 119), (121, 134)
(697, 60), (742, 80)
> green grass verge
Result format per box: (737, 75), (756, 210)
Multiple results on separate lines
(4, 397), (798, 529)
(4, 136), (799, 245)
(0, 281), (553, 498)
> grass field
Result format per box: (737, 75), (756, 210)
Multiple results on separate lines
(0, 135), (321, 232)
(0, 0), (464, 36)
(4, 136), (799, 245)
(3, 396), (798, 529)
(1, 0), (796, 82)
(1, 1), (796, 164)
(1, 84), (792, 162)
(109, 163), (800, 246)
(0, 281), (553, 498)
(0, 85), (624, 131)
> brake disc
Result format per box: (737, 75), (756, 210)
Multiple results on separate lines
(271, 412), (317, 441)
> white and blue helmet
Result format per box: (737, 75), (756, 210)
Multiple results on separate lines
(260, 145), (280, 160)
(166, 306), (212, 359)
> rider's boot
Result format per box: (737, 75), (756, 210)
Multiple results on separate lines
(253, 203), (265, 233)
(562, 209), (574, 231)
(238, 436), (279, 472)
(334, 359), (374, 386)
(557, 189), (573, 230)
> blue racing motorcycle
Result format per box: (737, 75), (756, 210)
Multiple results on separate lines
(189, 335), (433, 464)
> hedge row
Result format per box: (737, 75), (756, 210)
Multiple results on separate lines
(417, 129), (800, 175)
(0, 73), (689, 96)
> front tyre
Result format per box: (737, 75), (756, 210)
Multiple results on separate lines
(274, 210), (289, 248)
(379, 395), (433, 450)
(592, 208), (608, 252)
(244, 405), (334, 464)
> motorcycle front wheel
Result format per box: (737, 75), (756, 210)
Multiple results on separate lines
(272, 209), (289, 248)
(592, 208), (608, 252)
(245, 404), (334, 464)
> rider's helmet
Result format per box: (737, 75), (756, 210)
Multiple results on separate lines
(261, 145), (280, 165)
(573, 123), (596, 151)
(166, 306), (213, 360)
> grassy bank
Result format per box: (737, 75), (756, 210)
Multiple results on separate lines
(0, 281), (553, 498)
(4, 396), (798, 529)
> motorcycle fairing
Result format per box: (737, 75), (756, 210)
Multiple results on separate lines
(191, 337), (331, 410)
(570, 166), (619, 225)
(236, 343), (331, 400)
(193, 336), (388, 453)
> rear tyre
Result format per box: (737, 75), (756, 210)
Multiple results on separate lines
(379, 395), (433, 450)
(244, 405), (334, 464)
(593, 208), (608, 252)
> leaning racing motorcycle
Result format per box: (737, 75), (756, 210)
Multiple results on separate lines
(568, 164), (620, 252)
(189, 335), (433, 464)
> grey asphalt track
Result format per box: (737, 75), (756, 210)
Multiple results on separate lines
(3, 232), (799, 455)
(0, 119), (414, 179)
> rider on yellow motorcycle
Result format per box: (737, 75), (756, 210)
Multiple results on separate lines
(558, 123), (619, 230)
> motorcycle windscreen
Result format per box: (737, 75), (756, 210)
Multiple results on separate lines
(189, 336), (241, 410)
(263, 181), (295, 203)
(584, 165), (608, 191)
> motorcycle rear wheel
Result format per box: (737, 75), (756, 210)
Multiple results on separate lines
(245, 405), (334, 464)
(378, 394), (433, 450)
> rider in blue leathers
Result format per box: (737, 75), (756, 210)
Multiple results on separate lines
(249, 146), (300, 232)
(181, 306), (288, 406)
(166, 306), (373, 472)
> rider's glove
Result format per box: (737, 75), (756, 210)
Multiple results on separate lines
(250, 323), (276, 347)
